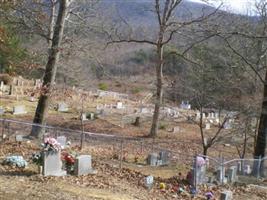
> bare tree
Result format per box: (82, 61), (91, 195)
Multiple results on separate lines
(107, 0), (220, 137)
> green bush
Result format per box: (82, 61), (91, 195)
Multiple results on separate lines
(98, 82), (108, 91)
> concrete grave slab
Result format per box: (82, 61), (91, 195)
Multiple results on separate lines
(13, 105), (27, 115)
(74, 155), (95, 176)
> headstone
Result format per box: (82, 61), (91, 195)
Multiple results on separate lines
(220, 190), (233, 200)
(216, 167), (225, 183)
(173, 126), (180, 133)
(144, 175), (154, 189)
(147, 153), (158, 166)
(42, 150), (66, 176)
(56, 136), (66, 149)
(0, 81), (4, 91)
(224, 120), (232, 129)
(159, 151), (169, 165)
(81, 113), (87, 121)
(227, 166), (237, 183)
(13, 105), (27, 115)
(15, 135), (24, 142)
(196, 111), (201, 120)
(244, 165), (252, 175)
(116, 101), (123, 109)
(205, 123), (211, 130)
(0, 107), (4, 115)
(74, 155), (94, 176)
(29, 96), (35, 102)
(211, 112), (215, 118)
(58, 103), (68, 112)
(89, 112), (94, 120)
(140, 107), (149, 114)
(196, 164), (206, 184)
(208, 113), (212, 119)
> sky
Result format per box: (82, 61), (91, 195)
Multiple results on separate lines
(190, 0), (256, 15)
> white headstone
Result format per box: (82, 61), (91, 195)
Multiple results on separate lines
(0, 81), (4, 91)
(173, 126), (180, 133)
(220, 191), (233, 200)
(81, 113), (88, 121)
(56, 136), (67, 149)
(145, 175), (154, 189)
(196, 111), (201, 120)
(244, 165), (251, 175)
(13, 105), (27, 115)
(0, 107), (4, 115)
(205, 123), (211, 130)
(74, 155), (95, 176)
(147, 153), (158, 166)
(116, 101), (123, 109)
(43, 150), (66, 176)
(58, 103), (68, 112)
(15, 135), (24, 142)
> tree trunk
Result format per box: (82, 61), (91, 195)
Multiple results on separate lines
(30, 0), (69, 138)
(203, 146), (208, 156)
(254, 70), (267, 159)
(254, 71), (267, 177)
(150, 44), (164, 137)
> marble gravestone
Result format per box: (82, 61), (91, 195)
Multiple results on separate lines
(0, 107), (4, 115)
(147, 153), (158, 166)
(56, 136), (67, 149)
(13, 105), (27, 115)
(144, 175), (154, 189)
(220, 191), (233, 200)
(42, 150), (66, 176)
(159, 151), (169, 166)
(58, 103), (68, 112)
(74, 155), (95, 176)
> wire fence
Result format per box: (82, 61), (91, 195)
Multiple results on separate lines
(1, 117), (266, 185)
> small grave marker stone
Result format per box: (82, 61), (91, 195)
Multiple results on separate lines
(74, 155), (95, 176)
(159, 151), (169, 165)
(205, 123), (211, 130)
(173, 126), (180, 133)
(227, 166), (237, 183)
(147, 153), (158, 166)
(244, 165), (252, 175)
(56, 136), (66, 149)
(144, 175), (153, 189)
(220, 190), (233, 200)
(15, 135), (24, 142)
(116, 101), (123, 109)
(81, 113), (88, 121)
(58, 103), (68, 112)
(0, 81), (4, 91)
(13, 105), (27, 115)
(0, 107), (4, 115)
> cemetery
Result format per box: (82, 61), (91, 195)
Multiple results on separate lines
(0, 76), (266, 200)
(2, 0), (267, 198)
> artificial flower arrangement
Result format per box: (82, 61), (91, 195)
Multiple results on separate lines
(43, 137), (62, 152)
(61, 151), (76, 173)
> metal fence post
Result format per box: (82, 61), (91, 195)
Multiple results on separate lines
(120, 140), (124, 169)
(193, 154), (198, 193)
(257, 156), (261, 179)
(1, 119), (5, 140)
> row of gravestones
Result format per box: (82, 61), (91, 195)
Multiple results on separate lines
(147, 151), (170, 166)
(43, 136), (95, 176)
